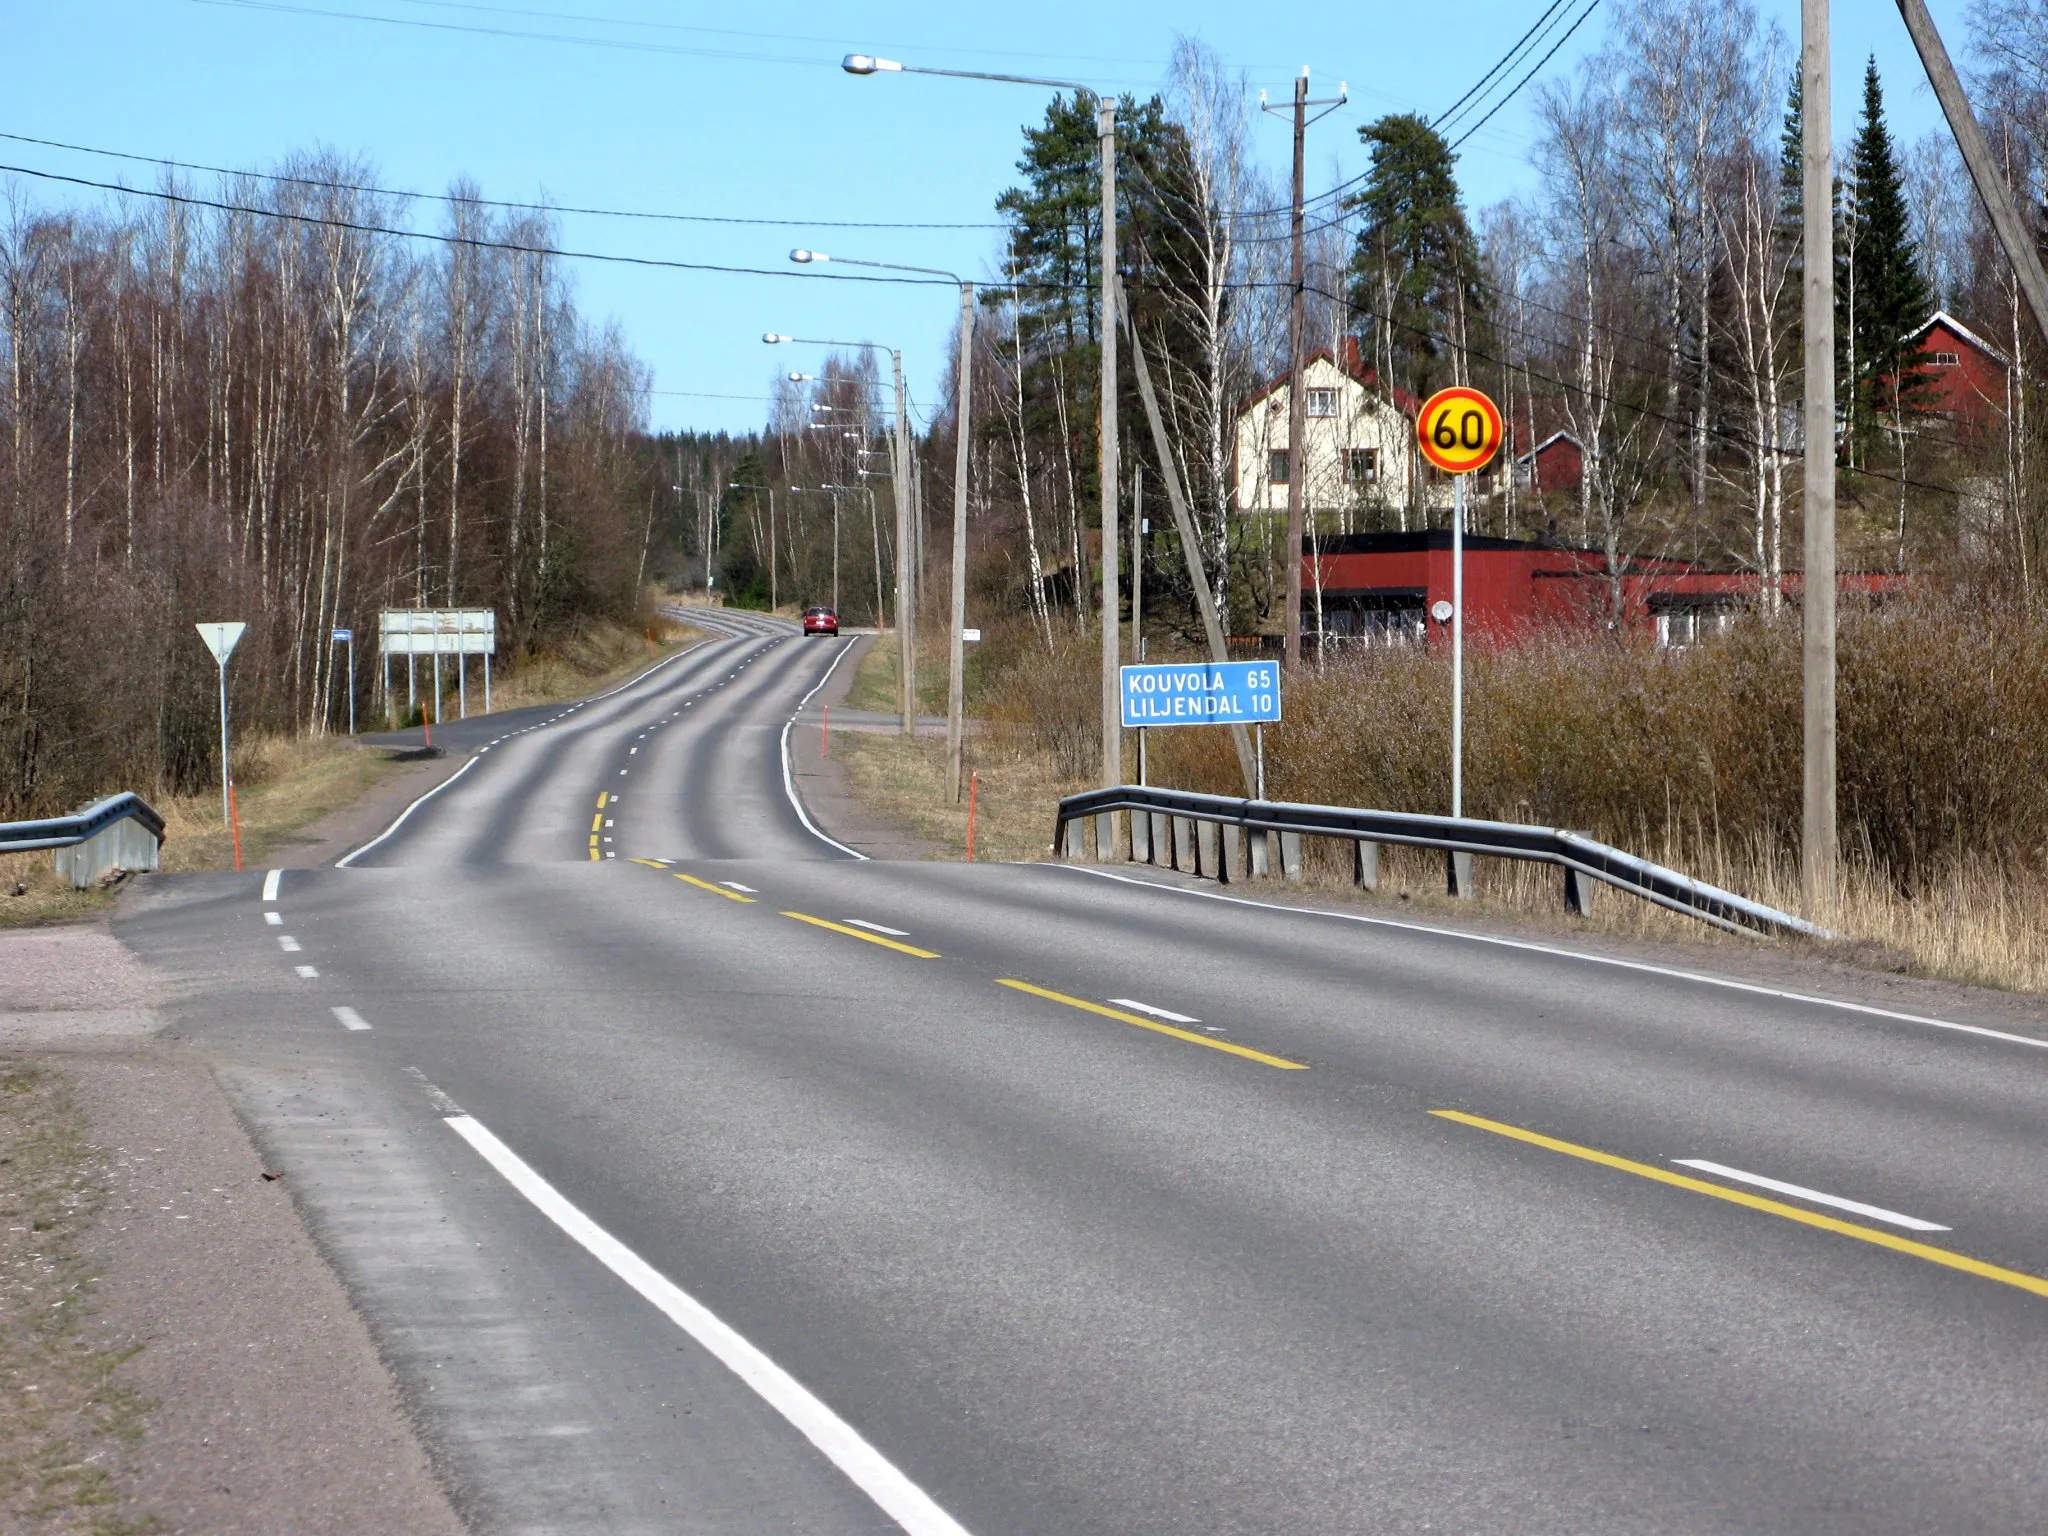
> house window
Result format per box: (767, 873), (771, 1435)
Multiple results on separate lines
(1931, 350), (1961, 367)
(1307, 388), (1338, 418)
(1345, 447), (1379, 484)
(1268, 449), (1290, 485)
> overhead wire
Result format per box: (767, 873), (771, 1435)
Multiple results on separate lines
(0, 130), (1009, 230)
(0, 162), (967, 286)
(1448, 0), (1603, 150)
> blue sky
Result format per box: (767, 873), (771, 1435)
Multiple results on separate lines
(8, 1), (1970, 436)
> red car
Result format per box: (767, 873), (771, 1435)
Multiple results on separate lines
(802, 606), (839, 636)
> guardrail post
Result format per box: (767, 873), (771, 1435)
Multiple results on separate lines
(1354, 840), (1379, 891)
(1564, 865), (1595, 916)
(1150, 811), (1170, 866)
(1279, 831), (1303, 883)
(1250, 828), (1271, 878)
(1130, 808), (1151, 863)
(1171, 816), (1194, 873)
(1196, 820), (1219, 879)
(1220, 824), (1244, 884)
(1447, 850), (1474, 898)
(1096, 811), (1119, 863)
(1061, 816), (1083, 860)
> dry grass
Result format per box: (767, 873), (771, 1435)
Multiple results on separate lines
(0, 1061), (154, 1533)
(832, 731), (1083, 864)
(840, 626), (951, 718)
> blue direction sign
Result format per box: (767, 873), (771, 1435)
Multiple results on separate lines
(1120, 660), (1280, 728)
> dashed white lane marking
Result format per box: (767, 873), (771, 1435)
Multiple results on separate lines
(1108, 998), (1201, 1025)
(331, 1005), (371, 1031)
(278, 936), (302, 953)
(619, 769), (629, 776)
(443, 1112), (974, 1536)
(605, 819), (615, 828)
(264, 911), (283, 926)
(1672, 1160), (1951, 1232)
(843, 919), (910, 937)
(293, 964), (320, 979)
(721, 882), (758, 893)
(262, 868), (282, 902)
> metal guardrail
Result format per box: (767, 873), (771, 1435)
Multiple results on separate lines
(1, 793), (167, 887)
(1055, 784), (1819, 939)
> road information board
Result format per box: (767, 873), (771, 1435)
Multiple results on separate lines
(1120, 660), (1280, 728)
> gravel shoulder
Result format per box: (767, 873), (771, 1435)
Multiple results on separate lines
(0, 924), (462, 1535)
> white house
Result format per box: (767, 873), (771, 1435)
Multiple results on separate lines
(1232, 338), (1454, 521)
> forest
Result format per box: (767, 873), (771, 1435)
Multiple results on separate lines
(0, 161), (657, 815)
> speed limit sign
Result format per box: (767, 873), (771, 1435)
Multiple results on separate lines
(1416, 386), (1505, 476)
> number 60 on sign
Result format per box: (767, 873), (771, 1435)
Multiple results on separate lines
(1416, 386), (1504, 476)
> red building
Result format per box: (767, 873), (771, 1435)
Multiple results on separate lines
(1301, 531), (1900, 647)
(1899, 311), (2008, 444)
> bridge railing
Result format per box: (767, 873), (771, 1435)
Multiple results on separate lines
(0, 793), (167, 889)
(1054, 785), (1817, 940)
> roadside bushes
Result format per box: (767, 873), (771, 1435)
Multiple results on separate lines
(988, 592), (2048, 896)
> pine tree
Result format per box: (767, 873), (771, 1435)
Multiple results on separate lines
(1346, 113), (1486, 406)
(1839, 57), (1934, 444)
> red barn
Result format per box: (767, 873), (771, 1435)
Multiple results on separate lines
(1899, 311), (2008, 444)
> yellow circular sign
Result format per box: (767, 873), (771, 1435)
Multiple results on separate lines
(1416, 386), (1505, 476)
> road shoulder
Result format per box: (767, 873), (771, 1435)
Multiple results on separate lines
(0, 924), (463, 1535)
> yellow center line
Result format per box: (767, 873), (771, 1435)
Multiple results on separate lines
(629, 858), (670, 870)
(780, 910), (938, 957)
(596, 791), (609, 809)
(1431, 1109), (2048, 1301)
(591, 812), (604, 832)
(996, 979), (1307, 1070)
(676, 872), (756, 903)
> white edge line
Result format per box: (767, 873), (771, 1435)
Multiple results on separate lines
(1106, 998), (1200, 1024)
(844, 919), (911, 937)
(780, 636), (868, 861)
(1673, 1159), (1951, 1231)
(331, 1005), (371, 1031)
(293, 964), (319, 978)
(261, 867), (282, 902)
(1045, 864), (2048, 1054)
(334, 753), (483, 868)
(443, 1113), (970, 1536)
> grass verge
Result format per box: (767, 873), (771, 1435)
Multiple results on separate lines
(831, 731), (1082, 864)
(0, 1061), (153, 1534)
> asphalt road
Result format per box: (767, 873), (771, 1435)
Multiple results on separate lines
(117, 606), (2048, 1534)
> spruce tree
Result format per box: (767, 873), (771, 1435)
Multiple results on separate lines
(1839, 57), (1933, 440)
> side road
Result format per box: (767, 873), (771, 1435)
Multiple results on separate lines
(0, 927), (462, 1534)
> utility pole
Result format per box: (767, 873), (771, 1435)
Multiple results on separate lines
(1894, 0), (2048, 346)
(1098, 99), (1121, 799)
(1264, 70), (1348, 669)
(1801, 0), (1837, 905)
(893, 349), (914, 735)
(947, 281), (975, 802)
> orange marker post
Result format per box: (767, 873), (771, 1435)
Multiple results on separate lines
(227, 780), (244, 873)
(965, 771), (981, 862)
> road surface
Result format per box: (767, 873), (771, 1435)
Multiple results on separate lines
(118, 607), (2048, 1533)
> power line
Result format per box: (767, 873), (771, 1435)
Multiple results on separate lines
(0, 162), (972, 287)
(0, 130), (1009, 230)
(1449, 0), (1602, 151)
(1433, 0), (1575, 132)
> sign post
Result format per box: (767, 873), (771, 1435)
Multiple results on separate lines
(1415, 386), (1504, 822)
(194, 622), (247, 828)
(331, 628), (355, 736)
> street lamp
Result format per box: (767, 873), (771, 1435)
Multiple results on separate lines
(792, 246), (977, 802)
(845, 51), (1124, 808)
(767, 330), (916, 736)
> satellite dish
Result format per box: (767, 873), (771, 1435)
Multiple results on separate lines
(1431, 600), (1455, 624)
